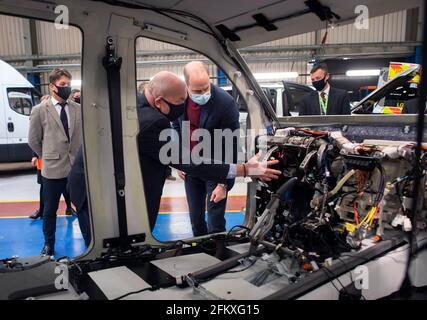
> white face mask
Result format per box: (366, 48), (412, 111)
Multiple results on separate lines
(190, 92), (211, 105)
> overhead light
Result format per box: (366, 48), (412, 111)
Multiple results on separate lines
(343, 57), (350, 60)
(346, 69), (381, 77)
(71, 79), (81, 87)
(254, 72), (299, 80)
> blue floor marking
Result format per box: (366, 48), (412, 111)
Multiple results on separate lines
(0, 211), (244, 259)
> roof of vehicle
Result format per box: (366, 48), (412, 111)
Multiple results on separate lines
(282, 81), (315, 91)
(118, 0), (421, 47)
(0, 60), (34, 88)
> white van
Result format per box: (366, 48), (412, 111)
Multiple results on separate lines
(0, 59), (38, 163)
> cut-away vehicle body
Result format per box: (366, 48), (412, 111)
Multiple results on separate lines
(0, 0), (426, 300)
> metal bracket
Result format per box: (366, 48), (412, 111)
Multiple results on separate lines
(185, 275), (223, 300)
(145, 23), (187, 41)
(103, 233), (146, 249)
(299, 149), (318, 173)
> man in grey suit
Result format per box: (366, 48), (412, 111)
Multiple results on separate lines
(28, 68), (82, 256)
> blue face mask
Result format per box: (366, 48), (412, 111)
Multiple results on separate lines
(191, 92), (211, 105)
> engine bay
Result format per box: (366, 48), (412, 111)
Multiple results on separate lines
(69, 125), (427, 300)
(249, 127), (427, 277)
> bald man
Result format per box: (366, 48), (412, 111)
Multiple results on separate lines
(137, 71), (280, 231)
(171, 62), (240, 236)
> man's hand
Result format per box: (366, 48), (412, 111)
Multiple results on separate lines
(177, 170), (186, 180)
(210, 184), (227, 203)
(239, 152), (281, 181)
(31, 157), (38, 167)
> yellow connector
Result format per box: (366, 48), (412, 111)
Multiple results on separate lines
(344, 222), (357, 233)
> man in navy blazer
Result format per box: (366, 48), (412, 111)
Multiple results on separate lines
(137, 71), (280, 231)
(172, 62), (240, 236)
(67, 146), (91, 247)
(300, 63), (351, 116)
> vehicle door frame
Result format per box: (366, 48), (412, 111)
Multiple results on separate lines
(0, 84), (9, 162)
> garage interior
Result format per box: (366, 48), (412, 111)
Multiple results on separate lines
(0, 0), (426, 301)
(0, 6), (423, 258)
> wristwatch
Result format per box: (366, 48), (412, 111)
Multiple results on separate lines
(217, 183), (227, 191)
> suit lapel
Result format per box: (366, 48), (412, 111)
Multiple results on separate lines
(68, 100), (76, 139)
(199, 103), (212, 128)
(199, 84), (215, 128)
(313, 92), (321, 115)
(46, 99), (67, 138)
(327, 87), (335, 115)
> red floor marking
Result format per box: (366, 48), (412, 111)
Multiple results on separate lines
(159, 196), (247, 212)
(0, 201), (68, 217)
(0, 196), (247, 217)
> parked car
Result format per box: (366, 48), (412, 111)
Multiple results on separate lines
(222, 81), (314, 117)
(352, 64), (423, 114)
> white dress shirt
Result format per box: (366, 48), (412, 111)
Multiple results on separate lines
(51, 96), (70, 127)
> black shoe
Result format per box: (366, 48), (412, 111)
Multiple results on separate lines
(65, 207), (77, 216)
(29, 210), (43, 219)
(41, 244), (54, 256)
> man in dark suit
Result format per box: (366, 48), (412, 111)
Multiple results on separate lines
(137, 71), (281, 231)
(172, 61), (240, 236)
(300, 63), (351, 116)
(67, 146), (91, 248)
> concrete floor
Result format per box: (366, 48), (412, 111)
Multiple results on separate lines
(0, 168), (247, 201)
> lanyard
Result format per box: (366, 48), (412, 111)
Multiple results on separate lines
(319, 93), (329, 115)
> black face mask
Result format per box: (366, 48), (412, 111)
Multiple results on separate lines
(160, 98), (185, 121)
(74, 97), (81, 104)
(54, 85), (72, 101)
(312, 77), (327, 91)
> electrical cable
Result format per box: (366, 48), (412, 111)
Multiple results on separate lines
(93, 0), (217, 37)
(336, 256), (367, 300)
(226, 225), (251, 237)
(353, 202), (360, 225)
(354, 164), (385, 228)
(232, 9), (312, 33)
(112, 286), (159, 300)
(225, 225), (251, 246)
(319, 267), (343, 296)
(225, 258), (257, 273)
(323, 266), (348, 294)
(328, 169), (356, 198)
(321, 265), (367, 300)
